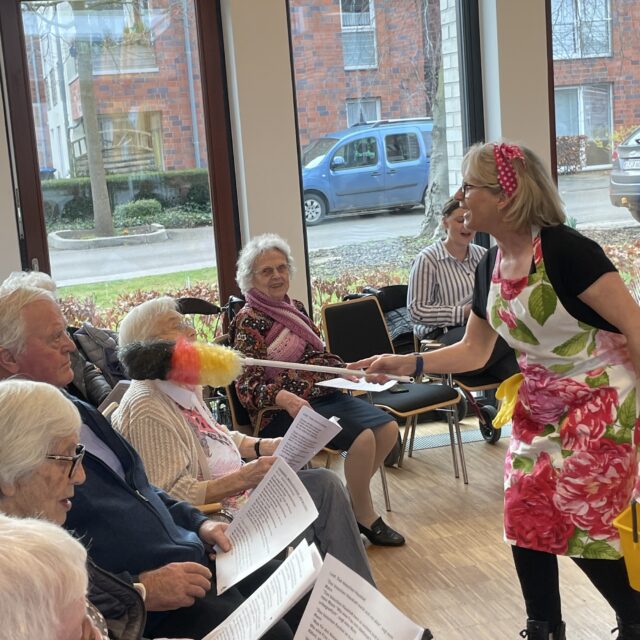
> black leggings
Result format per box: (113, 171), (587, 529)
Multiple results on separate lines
(512, 545), (640, 626)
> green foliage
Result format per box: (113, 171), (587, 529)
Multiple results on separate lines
(566, 216), (578, 229)
(113, 198), (163, 226)
(156, 204), (212, 228)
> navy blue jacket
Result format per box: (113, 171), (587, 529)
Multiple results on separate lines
(64, 397), (209, 577)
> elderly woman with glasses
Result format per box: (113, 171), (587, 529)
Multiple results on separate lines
(0, 379), (169, 640)
(229, 233), (404, 547)
(352, 141), (640, 639)
(112, 296), (375, 583)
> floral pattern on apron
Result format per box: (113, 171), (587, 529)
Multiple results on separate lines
(487, 230), (638, 558)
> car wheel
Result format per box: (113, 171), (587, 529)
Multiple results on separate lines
(304, 193), (326, 225)
(479, 404), (501, 444)
(629, 206), (640, 223)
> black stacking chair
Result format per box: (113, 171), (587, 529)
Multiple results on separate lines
(322, 296), (468, 483)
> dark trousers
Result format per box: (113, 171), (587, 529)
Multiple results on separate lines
(512, 545), (640, 626)
(145, 558), (305, 639)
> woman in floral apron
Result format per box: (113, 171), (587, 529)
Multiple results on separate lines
(351, 141), (640, 640)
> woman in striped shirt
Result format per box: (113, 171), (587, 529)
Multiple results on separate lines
(408, 197), (517, 379)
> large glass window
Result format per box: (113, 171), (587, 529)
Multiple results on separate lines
(551, 0), (611, 60)
(289, 0), (470, 322)
(14, 0), (226, 337)
(552, 0), (640, 284)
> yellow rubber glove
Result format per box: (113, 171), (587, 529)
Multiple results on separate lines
(493, 373), (524, 429)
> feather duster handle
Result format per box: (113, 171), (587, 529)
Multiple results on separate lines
(119, 338), (412, 386)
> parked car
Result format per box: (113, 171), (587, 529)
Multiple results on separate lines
(301, 118), (433, 225)
(610, 126), (640, 222)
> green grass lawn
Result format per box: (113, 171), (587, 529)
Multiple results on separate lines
(58, 267), (218, 308)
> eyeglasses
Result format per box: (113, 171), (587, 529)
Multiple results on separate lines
(460, 181), (499, 198)
(45, 443), (85, 478)
(254, 264), (289, 279)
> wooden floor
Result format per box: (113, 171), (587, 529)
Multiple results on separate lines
(334, 435), (618, 639)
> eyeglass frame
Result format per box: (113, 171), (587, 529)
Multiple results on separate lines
(460, 181), (500, 198)
(253, 263), (290, 279)
(45, 443), (85, 478)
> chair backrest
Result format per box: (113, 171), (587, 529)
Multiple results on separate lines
(322, 296), (394, 362)
(362, 284), (414, 354)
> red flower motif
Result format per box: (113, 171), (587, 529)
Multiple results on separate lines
(497, 306), (518, 329)
(554, 441), (635, 539)
(593, 331), (633, 371)
(504, 453), (574, 554)
(500, 276), (529, 301)
(512, 401), (548, 444)
(634, 418), (640, 447)
(560, 387), (618, 451)
(520, 364), (592, 425)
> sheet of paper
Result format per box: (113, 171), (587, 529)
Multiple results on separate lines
(204, 540), (323, 640)
(273, 405), (343, 471)
(215, 457), (319, 594)
(316, 377), (398, 393)
(294, 554), (425, 640)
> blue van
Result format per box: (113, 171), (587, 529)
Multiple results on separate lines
(301, 118), (433, 225)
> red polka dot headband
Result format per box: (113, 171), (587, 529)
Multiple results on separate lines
(493, 143), (525, 197)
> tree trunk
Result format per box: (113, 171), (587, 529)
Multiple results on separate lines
(421, 60), (448, 240)
(72, 3), (114, 237)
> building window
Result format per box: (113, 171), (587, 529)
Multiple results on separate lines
(552, 0), (611, 59)
(555, 83), (612, 167)
(346, 97), (380, 126)
(340, 0), (377, 70)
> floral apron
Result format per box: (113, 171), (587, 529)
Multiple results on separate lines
(487, 230), (638, 558)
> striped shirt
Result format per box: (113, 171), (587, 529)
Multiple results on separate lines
(407, 240), (487, 339)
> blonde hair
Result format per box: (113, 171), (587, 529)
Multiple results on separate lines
(0, 514), (88, 640)
(462, 141), (565, 231)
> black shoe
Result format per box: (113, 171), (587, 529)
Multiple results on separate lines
(357, 517), (405, 546)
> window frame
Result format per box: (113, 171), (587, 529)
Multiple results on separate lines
(345, 96), (381, 126)
(551, 0), (612, 60)
(339, 0), (378, 71)
(0, 0), (242, 301)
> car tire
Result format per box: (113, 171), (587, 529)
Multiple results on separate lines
(304, 192), (326, 225)
(629, 206), (640, 223)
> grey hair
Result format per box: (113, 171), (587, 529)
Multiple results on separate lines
(0, 286), (57, 354)
(0, 379), (81, 488)
(0, 514), (88, 640)
(1, 271), (57, 297)
(118, 296), (179, 347)
(235, 233), (296, 294)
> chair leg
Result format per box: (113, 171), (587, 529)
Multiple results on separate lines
(379, 464), (391, 512)
(446, 406), (460, 479)
(449, 399), (469, 484)
(398, 419), (412, 467)
(408, 415), (417, 458)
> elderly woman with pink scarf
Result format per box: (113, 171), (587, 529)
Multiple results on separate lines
(231, 233), (404, 547)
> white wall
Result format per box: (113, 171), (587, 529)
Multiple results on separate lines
(480, 0), (552, 171)
(221, 0), (308, 304)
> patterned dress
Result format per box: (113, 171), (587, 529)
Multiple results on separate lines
(487, 230), (638, 558)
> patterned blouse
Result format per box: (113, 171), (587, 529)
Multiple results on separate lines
(230, 300), (343, 430)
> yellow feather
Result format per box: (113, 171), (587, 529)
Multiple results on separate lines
(193, 342), (244, 387)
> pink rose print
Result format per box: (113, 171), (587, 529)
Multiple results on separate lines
(519, 364), (592, 425)
(560, 387), (618, 451)
(505, 453), (574, 554)
(554, 441), (635, 540)
(635, 418), (640, 447)
(512, 401), (548, 444)
(497, 306), (518, 329)
(593, 331), (633, 371)
(500, 276), (529, 301)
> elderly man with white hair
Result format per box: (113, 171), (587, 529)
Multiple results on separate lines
(0, 514), (95, 640)
(113, 296), (374, 585)
(0, 285), (299, 640)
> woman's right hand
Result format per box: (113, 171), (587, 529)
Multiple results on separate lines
(241, 456), (277, 488)
(347, 353), (415, 382)
(275, 389), (311, 417)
